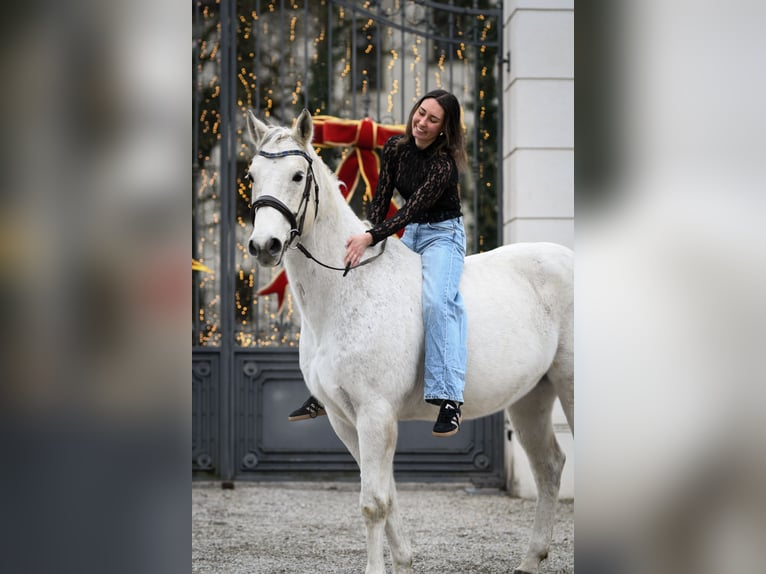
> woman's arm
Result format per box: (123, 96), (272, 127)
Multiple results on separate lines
(367, 136), (399, 226)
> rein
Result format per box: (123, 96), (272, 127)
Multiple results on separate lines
(296, 240), (387, 277)
(251, 148), (387, 276)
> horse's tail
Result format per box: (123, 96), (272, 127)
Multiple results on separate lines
(543, 244), (574, 434)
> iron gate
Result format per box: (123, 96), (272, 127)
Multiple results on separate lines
(193, 0), (505, 484)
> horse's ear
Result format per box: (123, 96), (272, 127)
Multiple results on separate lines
(246, 109), (268, 148)
(293, 109), (314, 146)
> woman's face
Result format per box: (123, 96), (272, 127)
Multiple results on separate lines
(411, 98), (445, 149)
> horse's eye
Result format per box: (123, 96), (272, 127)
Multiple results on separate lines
(244, 171), (251, 182)
(292, 172), (304, 183)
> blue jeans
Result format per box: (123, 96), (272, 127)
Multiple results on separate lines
(401, 217), (467, 404)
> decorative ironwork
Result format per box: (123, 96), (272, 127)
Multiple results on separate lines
(192, 354), (219, 474)
(192, 0), (505, 485)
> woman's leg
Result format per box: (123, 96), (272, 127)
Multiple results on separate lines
(417, 219), (467, 404)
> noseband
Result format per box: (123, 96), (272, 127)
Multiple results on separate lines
(250, 147), (386, 276)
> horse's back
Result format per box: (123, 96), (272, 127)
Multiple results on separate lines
(463, 242), (573, 316)
(458, 242), (573, 417)
(464, 241), (572, 281)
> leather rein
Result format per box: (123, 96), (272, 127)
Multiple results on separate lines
(250, 148), (386, 276)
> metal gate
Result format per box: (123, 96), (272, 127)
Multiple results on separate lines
(193, 0), (505, 484)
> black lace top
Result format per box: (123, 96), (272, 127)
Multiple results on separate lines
(366, 135), (462, 245)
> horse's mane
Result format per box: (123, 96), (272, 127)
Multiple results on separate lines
(258, 126), (293, 149)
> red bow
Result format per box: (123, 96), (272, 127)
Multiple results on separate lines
(257, 116), (405, 311)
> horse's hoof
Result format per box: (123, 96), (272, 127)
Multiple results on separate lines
(512, 570), (533, 574)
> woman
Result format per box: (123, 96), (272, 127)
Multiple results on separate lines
(289, 89), (468, 437)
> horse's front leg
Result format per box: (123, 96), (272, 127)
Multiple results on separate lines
(357, 401), (412, 574)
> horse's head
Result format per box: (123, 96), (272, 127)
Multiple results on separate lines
(245, 109), (316, 267)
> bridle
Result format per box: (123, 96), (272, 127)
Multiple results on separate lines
(250, 149), (318, 245)
(250, 148), (386, 276)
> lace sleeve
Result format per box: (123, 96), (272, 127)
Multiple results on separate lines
(367, 136), (399, 226)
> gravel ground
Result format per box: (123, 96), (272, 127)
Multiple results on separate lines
(193, 481), (574, 573)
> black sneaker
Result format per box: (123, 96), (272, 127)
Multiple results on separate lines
(432, 400), (462, 437)
(288, 395), (327, 421)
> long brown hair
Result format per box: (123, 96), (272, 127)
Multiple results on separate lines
(399, 89), (467, 170)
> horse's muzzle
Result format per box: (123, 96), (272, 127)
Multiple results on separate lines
(248, 236), (284, 267)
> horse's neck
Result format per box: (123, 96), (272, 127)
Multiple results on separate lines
(283, 164), (365, 317)
(309, 182), (360, 254)
(305, 162), (363, 254)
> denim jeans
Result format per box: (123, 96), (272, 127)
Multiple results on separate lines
(401, 217), (467, 404)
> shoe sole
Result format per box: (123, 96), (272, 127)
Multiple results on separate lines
(287, 410), (327, 422)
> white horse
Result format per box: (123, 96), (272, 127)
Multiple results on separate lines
(245, 109), (574, 574)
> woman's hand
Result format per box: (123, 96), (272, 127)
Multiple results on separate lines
(344, 232), (373, 268)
